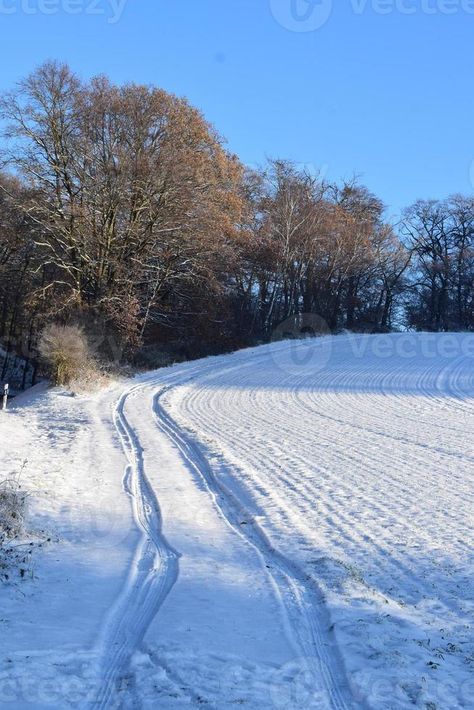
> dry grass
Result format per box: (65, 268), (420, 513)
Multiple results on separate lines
(69, 359), (111, 394)
(38, 324), (90, 386)
(0, 464), (30, 583)
(38, 323), (111, 393)
(0, 480), (26, 540)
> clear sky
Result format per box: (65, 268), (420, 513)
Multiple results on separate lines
(0, 0), (473, 219)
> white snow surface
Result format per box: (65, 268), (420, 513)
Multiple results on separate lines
(0, 333), (473, 709)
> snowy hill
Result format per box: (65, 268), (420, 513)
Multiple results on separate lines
(0, 333), (473, 709)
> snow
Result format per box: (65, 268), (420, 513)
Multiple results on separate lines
(0, 333), (473, 708)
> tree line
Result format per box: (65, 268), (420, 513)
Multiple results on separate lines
(0, 62), (473, 385)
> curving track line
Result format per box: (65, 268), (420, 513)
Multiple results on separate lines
(166, 334), (473, 630)
(88, 334), (473, 707)
(86, 349), (308, 707)
(152, 386), (357, 710)
(88, 385), (180, 709)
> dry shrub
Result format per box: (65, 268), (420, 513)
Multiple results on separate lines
(0, 479), (26, 540)
(69, 359), (110, 394)
(38, 324), (90, 386)
(0, 466), (34, 583)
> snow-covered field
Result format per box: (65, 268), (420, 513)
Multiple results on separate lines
(0, 333), (473, 708)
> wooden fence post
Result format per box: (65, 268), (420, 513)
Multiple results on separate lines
(2, 383), (9, 411)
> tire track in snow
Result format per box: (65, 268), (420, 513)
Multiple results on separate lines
(152, 387), (358, 710)
(88, 335), (473, 706)
(168, 335), (473, 639)
(178, 364), (442, 594)
(88, 386), (180, 709)
(87, 354), (274, 707)
(96, 335), (470, 707)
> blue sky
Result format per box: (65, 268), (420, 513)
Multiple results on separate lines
(0, 0), (473, 219)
